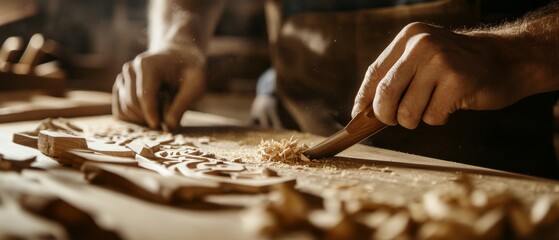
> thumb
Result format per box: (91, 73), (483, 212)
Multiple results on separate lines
(164, 67), (206, 129)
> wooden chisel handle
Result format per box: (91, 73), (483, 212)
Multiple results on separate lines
(304, 103), (386, 159)
(345, 103), (386, 135)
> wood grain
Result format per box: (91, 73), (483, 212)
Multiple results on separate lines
(12, 131), (39, 149)
(61, 149), (137, 168)
(82, 162), (222, 204)
(38, 130), (87, 158)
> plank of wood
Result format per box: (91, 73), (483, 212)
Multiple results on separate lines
(12, 131), (38, 148)
(87, 140), (135, 157)
(60, 149), (137, 168)
(0, 72), (65, 96)
(0, 90), (111, 123)
(38, 130), (87, 158)
(0, 151), (35, 171)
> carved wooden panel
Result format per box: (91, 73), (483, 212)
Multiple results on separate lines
(5, 117), (559, 239)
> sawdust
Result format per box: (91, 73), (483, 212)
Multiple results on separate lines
(258, 136), (310, 164)
(359, 165), (393, 173)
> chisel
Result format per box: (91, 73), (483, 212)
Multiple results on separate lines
(303, 103), (387, 159)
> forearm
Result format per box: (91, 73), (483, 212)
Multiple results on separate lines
(148, 0), (225, 53)
(466, 2), (559, 98)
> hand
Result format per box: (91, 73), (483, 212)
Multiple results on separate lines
(352, 22), (527, 129)
(112, 47), (206, 129)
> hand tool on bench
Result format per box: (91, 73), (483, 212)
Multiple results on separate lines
(303, 103), (387, 159)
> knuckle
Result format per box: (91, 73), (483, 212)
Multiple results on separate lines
(422, 110), (447, 126)
(134, 54), (155, 70)
(430, 52), (451, 69)
(376, 80), (393, 99)
(365, 64), (378, 79)
(113, 75), (123, 91)
(412, 33), (439, 51)
(373, 99), (397, 126)
(376, 79), (401, 106)
(397, 105), (419, 129)
(397, 105), (413, 120)
(401, 22), (435, 38)
(122, 62), (131, 72)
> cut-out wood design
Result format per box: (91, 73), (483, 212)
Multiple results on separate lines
(12, 118), (296, 196)
(0, 172), (120, 239)
(22, 168), (254, 240)
(38, 130), (87, 158)
(8, 117), (559, 239)
(12, 118), (84, 150)
(0, 152), (35, 172)
(135, 145), (295, 193)
(86, 140), (135, 157)
(82, 162), (222, 204)
(60, 149), (138, 168)
(12, 131), (39, 149)
(0, 192), (68, 240)
(127, 139), (158, 158)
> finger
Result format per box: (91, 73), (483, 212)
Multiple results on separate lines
(396, 68), (436, 129)
(352, 24), (420, 117)
(134, 56), (160, 129)
(112, 75), (130, 121)
(118, 83), (146, 124)
(121, 62), (145, 121)
(422, 84), (457, 126)
(373, 52), (417, 126)
(164, 67), (205, 129)
(113, 78), (142, 124)
(112, 75), (126, 120)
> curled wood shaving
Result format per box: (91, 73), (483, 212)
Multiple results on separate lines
(258, 136), (310, 163)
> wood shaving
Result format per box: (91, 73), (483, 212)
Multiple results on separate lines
(258, 136), (310, 163)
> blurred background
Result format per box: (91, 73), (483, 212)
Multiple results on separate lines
(0, 0), (553, 120)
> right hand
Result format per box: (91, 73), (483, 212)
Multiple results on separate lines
(352, 22), (533, 129)
(112, 47), (206, 129)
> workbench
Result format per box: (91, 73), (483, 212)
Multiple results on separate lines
(1, 113), (559, 239)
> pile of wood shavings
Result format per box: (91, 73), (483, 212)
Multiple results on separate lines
(258, 136), (311, 163)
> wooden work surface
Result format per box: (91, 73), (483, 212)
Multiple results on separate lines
(0, 90), (112, 123)
(1, 113), (559, 239)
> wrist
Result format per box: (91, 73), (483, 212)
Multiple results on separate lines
(466, 30), (556, 101)
(149, 44), (206, 65)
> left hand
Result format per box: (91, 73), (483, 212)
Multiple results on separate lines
(112, 47), (206, 129)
